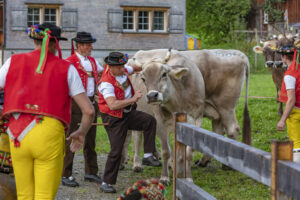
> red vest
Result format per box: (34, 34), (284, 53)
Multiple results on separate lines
(278, 63), (300, 108)
(3, 49), (72, 126)
(98, 65), (135, 118)
(66, 54), (99, 90)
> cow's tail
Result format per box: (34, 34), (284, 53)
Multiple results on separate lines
(242, 57), (251, 145)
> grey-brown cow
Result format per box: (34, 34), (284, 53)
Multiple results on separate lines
(123, 49), (251, 184)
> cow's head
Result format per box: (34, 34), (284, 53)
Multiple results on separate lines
(139, 51), (190, 105)
(253, 39), (278, 68)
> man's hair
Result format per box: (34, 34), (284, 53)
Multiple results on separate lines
(33, 39), (56, 48)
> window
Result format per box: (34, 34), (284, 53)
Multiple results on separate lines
(138, 11), (149, 31)
(27, 5), (60, 27)
(123, 10), (134, 31)
(122, 8), (168, 33)
(153, 11), (164, 32)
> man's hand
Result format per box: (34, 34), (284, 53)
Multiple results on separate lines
(277, 120), (285, 131)
(67, 130), (85, 152)
(132, 90), (142, 102)
(131, 64), (142, 72)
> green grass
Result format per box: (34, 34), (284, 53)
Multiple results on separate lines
(95, 73), (288, 199)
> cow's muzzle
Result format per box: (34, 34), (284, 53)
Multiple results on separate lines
(146, 90), (163, 104)
(265, 61), (274, 68)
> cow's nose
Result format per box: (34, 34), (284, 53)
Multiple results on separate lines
(147, 91), (159, 101)
(266, 61), (274, 68)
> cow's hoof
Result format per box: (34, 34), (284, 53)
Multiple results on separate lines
(159, 177), (170, 186)
(195, 159), (211, 167)
(221, 164), (233, 171)
(132, 166), (143, 173)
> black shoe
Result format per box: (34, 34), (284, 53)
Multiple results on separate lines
(84, 174), (102, 184)
(142, 156), (162, 167)
(61, 176), (79, 187)
(100, 183), (116, 193)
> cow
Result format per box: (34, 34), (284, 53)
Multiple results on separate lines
(123, 48), (250, 184)
(253, 34), (296, 116)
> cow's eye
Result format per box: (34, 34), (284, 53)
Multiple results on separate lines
(162, 72), (167, 78)
(141, 77), (145, 82)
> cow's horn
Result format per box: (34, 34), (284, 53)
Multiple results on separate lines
(164, 48), (172, 63)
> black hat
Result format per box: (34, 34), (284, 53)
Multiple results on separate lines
(73, 32), (96, 43)
(27, 23), (67, 40)
(104, 52), (128, 66)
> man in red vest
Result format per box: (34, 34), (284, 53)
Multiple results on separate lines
(277, 44), (300, 163)
(62, 32), (103, 187)
(0, 23), (94, 199)
(98, 52), (161, 193)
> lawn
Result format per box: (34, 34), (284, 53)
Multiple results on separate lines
(95, 73), (288, 200)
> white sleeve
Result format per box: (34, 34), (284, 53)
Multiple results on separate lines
(98, 82), (115, 99)
(67, 64), (85, 97)
(0, 57), (11, 88)
(96, 60), (104, 72)
(284, 75), (296, 90)
(125, 64), (133, 74)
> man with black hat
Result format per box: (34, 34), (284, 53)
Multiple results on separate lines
(0, 23), (94, 199)
(277, 42), (300, 163)
(98, 52), (161, 193)
(62, 31), (103, 187)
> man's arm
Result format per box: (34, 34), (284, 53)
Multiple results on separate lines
(277, 89), (296, 131)
(67, 93), (95, 152)
(105, 90), (142, 110)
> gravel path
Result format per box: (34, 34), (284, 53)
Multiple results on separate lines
(55, 154), (154, 200)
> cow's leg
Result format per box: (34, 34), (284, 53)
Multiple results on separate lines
(220, 109), (239, 140)
(157, 117), (172, 185)
(120, 130), (132, 170)
(196, 119), (224, 167)
(132, 130), (143, 172)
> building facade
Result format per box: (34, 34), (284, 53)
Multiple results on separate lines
(2, 0), (186, 61)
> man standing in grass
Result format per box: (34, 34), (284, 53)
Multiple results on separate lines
(277, 43), (300, 162)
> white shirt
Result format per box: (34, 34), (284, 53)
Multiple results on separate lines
(0, 57), (85, 97)
(284, 75), (296, 90)
(75, 52), (103, 97)
(98, 65), (134, 99)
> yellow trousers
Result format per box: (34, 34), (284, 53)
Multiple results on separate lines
(287, 108), (300, 149)
(9, 116), (65, 200)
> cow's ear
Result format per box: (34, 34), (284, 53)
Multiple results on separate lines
(168, 67), (189, 80)
(253, 46), (263, 54)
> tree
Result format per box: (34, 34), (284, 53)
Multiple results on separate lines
(186, 0), (251, 44)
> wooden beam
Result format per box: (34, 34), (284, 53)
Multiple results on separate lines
(271, 141), (293, 200)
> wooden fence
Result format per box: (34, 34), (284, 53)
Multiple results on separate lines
(173, 113), (300, 200)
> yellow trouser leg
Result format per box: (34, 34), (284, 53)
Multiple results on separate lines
(10, 116), (65, 200)
(286, 108), (300, 149)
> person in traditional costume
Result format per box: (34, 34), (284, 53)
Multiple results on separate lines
(62, 31), (103, 187)
(98, 52), (161, 193)
(277, 42), (300, 163)
(0, 23), (94, 199)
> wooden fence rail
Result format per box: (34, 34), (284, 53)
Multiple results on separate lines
(173, 113), (300, 200)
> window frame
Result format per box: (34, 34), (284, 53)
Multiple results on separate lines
(26, 4), (61, 27)
(122, 7), (169, 33)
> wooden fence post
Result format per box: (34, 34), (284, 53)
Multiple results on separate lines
(271, 140), (293, 200)
(173, 112), (187, 200)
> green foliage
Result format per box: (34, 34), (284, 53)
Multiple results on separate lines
(263, 0), (285, 23)
(187, 0), (251, 45)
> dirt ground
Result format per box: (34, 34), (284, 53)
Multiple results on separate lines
(55, 154), (152, 200)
